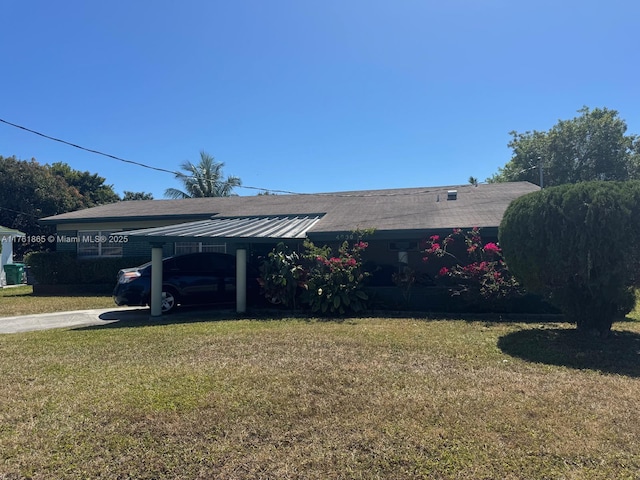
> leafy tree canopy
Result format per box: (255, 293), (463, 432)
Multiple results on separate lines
(0, 156), (123, 254)
(0, 156), (83, 245)
(122, 191), (154, 201)
(164, 150), (241, 199)
(49, 162), (120, 206)
(489, 107), (640, 186)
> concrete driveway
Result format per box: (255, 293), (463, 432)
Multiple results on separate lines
(0, 307), (150, 334)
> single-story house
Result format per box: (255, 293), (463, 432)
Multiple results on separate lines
(0, 226), (26, 287)
(40, 181), (539, 314)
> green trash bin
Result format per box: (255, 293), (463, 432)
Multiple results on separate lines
(4, 263), (25, 285)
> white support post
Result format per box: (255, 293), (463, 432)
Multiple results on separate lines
(150, 244), (164, 317)
(236, 248), (247, 313)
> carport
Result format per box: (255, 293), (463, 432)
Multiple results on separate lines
(119, 215), (323, 316)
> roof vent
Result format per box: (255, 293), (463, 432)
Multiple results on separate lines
(447, 190), (458, 201)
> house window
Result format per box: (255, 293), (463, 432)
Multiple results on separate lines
(174, 242), (227, 255)
(77, 230), (123, 258)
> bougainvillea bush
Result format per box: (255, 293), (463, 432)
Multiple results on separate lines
(301, 237), (370, 315)
(422, 227), (523, 306)
(258, 233), (371, 316)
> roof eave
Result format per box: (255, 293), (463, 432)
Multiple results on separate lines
(38, 213), (215, 226)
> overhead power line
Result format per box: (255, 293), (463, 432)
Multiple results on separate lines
(0, 117), (302, 195)
(0, 117), (478, 198)
(0, 118), (183, 176)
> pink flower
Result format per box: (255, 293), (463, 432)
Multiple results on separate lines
(452, 228), (462, 235)
(483, 242), (501, 254)
(430, 235), (440, 242)
(438, 267), (449, 277)
(430, 243), (441, 252)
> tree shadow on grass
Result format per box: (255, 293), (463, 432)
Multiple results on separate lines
(497, 326), (640, 378)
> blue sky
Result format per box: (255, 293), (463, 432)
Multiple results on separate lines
(2, 0), (639, 198)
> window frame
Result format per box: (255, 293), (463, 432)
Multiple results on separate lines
(77, 230), (123, 258)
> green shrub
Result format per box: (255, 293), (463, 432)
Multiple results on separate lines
(257, 233), (371, 315)
(24, 252), (150, 285)
(301, 237), (370, 315)
(257, 243), (305, 308)
(499, 181), (640, 336)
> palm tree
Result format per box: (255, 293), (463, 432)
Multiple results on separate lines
(164, 151), (242, 199)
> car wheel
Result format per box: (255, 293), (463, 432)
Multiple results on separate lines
(161, 289), (179, 313)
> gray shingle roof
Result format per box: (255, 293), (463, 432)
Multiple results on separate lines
(40, 182), (539, 237)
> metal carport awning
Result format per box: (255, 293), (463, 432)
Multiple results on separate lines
(118, 214), (323, 242)
(118, 215), (324, 317)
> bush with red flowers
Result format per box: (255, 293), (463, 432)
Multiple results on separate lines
(258, 232), (372, 315)
(302, 236), (370, 315)
(422, 227), (522, 302)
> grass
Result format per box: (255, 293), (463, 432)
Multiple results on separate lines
(1, 309), (640, 479)
(0, 285), (114, 317)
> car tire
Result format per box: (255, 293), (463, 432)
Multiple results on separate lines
(161, 288), (179, 313)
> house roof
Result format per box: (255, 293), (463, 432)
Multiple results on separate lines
(0, 226), (25, 237)
(39, 182), (539, 239)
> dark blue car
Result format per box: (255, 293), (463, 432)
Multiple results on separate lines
(113, 252), (258, 313)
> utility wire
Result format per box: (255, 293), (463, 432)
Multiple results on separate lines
(0, 117), (302, 195)
(1, 117), (479, 198)
(0, 118), (182, 177)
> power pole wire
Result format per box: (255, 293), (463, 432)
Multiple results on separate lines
(0, 118), (182, 176)
(0, 118), (301, 195)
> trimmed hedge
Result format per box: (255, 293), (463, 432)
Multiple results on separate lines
(499, 180), (640, 335)
(24, 252), (150, 285)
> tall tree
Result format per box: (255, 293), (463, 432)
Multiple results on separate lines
(49, 162), (120, 207)
(122, 191), (154, 201)
(489, 107), (639, 186)
(164, 151), (241, 199)
(0, 156), (85, 253)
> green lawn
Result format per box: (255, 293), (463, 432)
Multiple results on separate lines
(1, 311), (640, 479)
(0, 285), (115, 317)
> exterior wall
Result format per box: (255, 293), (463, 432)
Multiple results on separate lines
(56, 219), (199, 231)
(54, 220), (200, 258)
(55, 230), (78, 253)
(1, 237), (14, 286)
(55, 230), (229, 260)
(361, 238), (431, 287)
(123, 238), (157, 258)
(52, 220), (499, 276)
